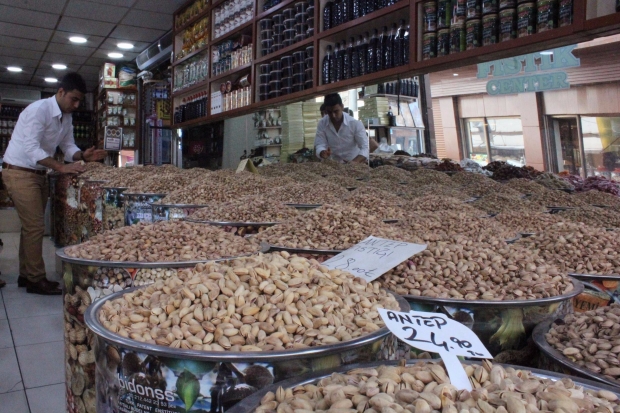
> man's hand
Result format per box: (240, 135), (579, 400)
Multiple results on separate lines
(83, 146), (108, 162)
(350, 155), (367, 164)
(59, 162), (86, 174)
(320, 148), (332, 159)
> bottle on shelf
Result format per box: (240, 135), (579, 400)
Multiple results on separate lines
(393, 20), (404, 67)
(351, 0), (360, 20)
(334, 42), (344, 82)
(377, 26), (388, 72)
(402, 20), (410, 65)
(385, 23), (396, 69)
(351, 36), (361, 78)
(323, 0), (333, 30)
(322, 45), (333, 84)
(333, 0), (343, 27)
(341, 0), (350, 25)
(367, 29), (379, 74)
(359, 34), (368, 77)
(343, 38), (353, 80)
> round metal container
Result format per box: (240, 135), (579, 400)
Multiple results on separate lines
(123, 192), (167, 226)
(227, 359), (620, 413)
(569, 273), (620, 311)
(102, 186), (127, 231)
(150, 203), (208, 222)
(50, 173), (81, 247)
(404, 278), (584, 363)
(77, 179), (106, 242)
(533, 317), (620, 388)
(58, 250), (235, 413)
(85, 287), (410, 413)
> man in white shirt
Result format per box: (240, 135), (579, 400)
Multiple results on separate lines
(314, 93), (369, 163)
(2, 72), (107, 295)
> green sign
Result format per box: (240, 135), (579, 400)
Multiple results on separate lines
(477, 45), (580, 95)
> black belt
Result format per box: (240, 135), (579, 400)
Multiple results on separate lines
(2, 162), (47, 176)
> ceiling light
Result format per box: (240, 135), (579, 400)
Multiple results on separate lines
(45, 77), (58, 83)
(108, 52), (124, 58)
(117, 42), (134, 49)
(7, 66), (22, 72)
(453, 73), (459, 76)
(69, 36), (87, 43)
(52, 64), (67, 70)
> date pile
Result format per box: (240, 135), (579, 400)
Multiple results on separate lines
(98, 252), (400, 350)
(64, 221), (259, 262)
(189, 196), (300, 223)
(254, 361), (620, 413)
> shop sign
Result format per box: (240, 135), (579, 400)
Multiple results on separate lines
(477, 45), (580, 95)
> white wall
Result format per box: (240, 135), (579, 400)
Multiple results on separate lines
(221, 114), (255, 169)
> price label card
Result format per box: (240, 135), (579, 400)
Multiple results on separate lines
(322, 236), (427, 282)
(378, 309), (493, 391)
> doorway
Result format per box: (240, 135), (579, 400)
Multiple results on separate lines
(551, 117), (583, 177)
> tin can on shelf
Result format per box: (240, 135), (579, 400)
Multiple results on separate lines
(437, 28), (450, 56)
(499, 0), (516, 7)
(422, 32), (437, 60)
(423, 1), (438, 32)
(517, 2), (536, 37)
(482, 13), (499, 45)
(558, 0), (572, 26)
(466, 0), (482, 18)
(537, 0), (557, 32)
(452, 0), (467, 24)
(499, 8), (517, 41)
(482, 0), (498, 14)
(466, 18), (482, 49)
(437, 0), (452, 29)
(450, 22), (465, 53)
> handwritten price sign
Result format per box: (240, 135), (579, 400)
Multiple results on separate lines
(378, 309), (492, 391)
(322, 236), (427, 282)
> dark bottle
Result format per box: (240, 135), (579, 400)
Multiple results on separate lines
(358, 34), (368, 76)
(376, 0), (386, 11)
(402, 21), (410, 65)
(333, 0), (343, 26)
(323, 1), (333, 30)
(352, 0), (360, 20)
(365, 0), (375, 16)
(322, 45), (333, 84)
(413, 78), (419, 97)
(334, 42), (343, 82)
(385, 23), (396, 69)
(341, 0), (350, 24)
(180, 98), (187, 122)
(343, 38), (353, 79)
(367, 29), (379, 74)
(377, 26), (388, 72)
(351, 36), (361, 78)
(393, 20), (404, 67)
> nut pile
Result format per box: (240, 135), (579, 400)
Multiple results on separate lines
(364, 178), (409, 194)
(575, 191), (620, 210)
(325, 174), (366, 189)
(401, 184), (472, 201)
(405, 195), (479, 213)
(492, 211), (564, 234)
(557, 206), (620, 228)
(133, 268), (178, 287)
(410, 169), (456, 187)
(546, 304), (620, 382)
(535, 172), (575, 191)
(505, 178), (549, 195)
(471, 193), (546, 215)
(516, 222), (620, 275)
(125, 172), (193, 194)
(254, 204), (408, 250)
(264, 182), (348, 205)
(461, 179), (507, 198)
(98, 252), (400, 350)
(64, 221), (259, 262)
(342, 192), (406, 220)
(189, 196), (300, 223)
(527, 190), (587, 208)
(347, 186), (404, 207)
(369, 165), (415, 182)
(381, 236), (575, 300)
(155, 179), (251, 205)
(254, 360), (620, 413)
(451, 171), (492, 186)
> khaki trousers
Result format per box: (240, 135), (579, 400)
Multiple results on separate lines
(3, 169), (49, 283)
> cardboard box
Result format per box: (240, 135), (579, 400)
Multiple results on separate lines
(100, 63), (116, 79)
(100, 77), (118, 89)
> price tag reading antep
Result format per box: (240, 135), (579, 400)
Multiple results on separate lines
(378, 309), (493, 391)
(322, 236), (426, 282)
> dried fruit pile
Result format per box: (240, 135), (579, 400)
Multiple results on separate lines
(189, 197), (300, 223)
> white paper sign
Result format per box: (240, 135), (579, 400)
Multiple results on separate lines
(322, 236), (427, 282)
(378, 309), (493, 391)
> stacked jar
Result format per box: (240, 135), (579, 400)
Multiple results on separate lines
(421, 1), (437, 60)
(449, 0), (466, 54)
(212, 35), (252, 76)
(465, 0), (482, 50)
(481, 0), (498, 46)
(258, 45), (313, 101)
(213, 0), (254, 39)
(498, 1), (517, 42)
(259, 0), (314, 57)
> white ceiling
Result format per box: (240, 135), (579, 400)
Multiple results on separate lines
(0, 0), (185, 92)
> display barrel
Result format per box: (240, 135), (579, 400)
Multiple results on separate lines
(226, 360), (620, 413)
(533, 318), (620, 388)
(58, 250), (220, 413)
(77, 179), (106, 242)
(102, 187), (127, 231)
(403, 278), (584, 364)
(123, 193), (166, 226)
(150, 204), (208, 222)
(51, 173), (81, 247)
(84, 287), (410, 413)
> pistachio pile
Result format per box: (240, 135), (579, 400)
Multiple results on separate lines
(364, 178), (409, 194)
(527, 190), (587, 208)
(401, 184), (472, 201)
(557, 206), (620, 228)
(410, 169), (457, 187)
(405, 195), (479, 213)
(460, 179), (506, 198)
(342, 192), (406, 220)
(125, 172), (194, 194)
(369, 165), (415, 182)
(264, 182), (348, 205)
(98, 252), (400, 350)
(504, 178), (549, 195)
(64, 221), (259, 262)
(189, 197), (300, 223)
(491, 211), (564, 234)
(254, 360), (620, 413)
(347, 186), (405, 206)
(535, 172), (575, 191)
(381, 236), (575, 300)
(546, 304), (620, 382)
(254, 204), (407, 250)
(574, 190), (620, 210)
(471, 193), (546, 214)
(325, 174), (366, 189)
(451, 171), (491, 186)
(515, 222), (620, 275)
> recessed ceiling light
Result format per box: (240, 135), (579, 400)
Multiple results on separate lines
(117, 42), (134, 49)
(52, 64), (67, 70)
(108, 52), (124, 58)
(7, 66), (22, 72)
(69, 36), (87, 44)
(453, 73), (459, 76)
(45, 77), (58, 83)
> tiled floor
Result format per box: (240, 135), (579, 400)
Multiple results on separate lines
(0, 232), (66, 413)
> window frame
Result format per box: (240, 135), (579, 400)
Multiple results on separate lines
(462, 116), (525, 165)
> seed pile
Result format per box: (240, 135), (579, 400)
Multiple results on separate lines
(461, 179), (507, 198)
(64, 221), (259, 262)
(254, 360), (620, 413)
(189, 197), (300, 223)
(492, 211), (564, 234)
(98, 252), (400, 351)
(381, 236), (575, 300)
(254, 204), (408, 250)
(547, 304), (620, 382)
(364, 178), (409, 194)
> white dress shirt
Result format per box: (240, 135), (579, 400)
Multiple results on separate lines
(314, 113), (369, 163)
(3, 96), (80, 170)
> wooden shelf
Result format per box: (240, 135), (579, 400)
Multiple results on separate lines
(583, 12), (620, 34)
(256, 87), (316, 106)
(255, 37), (314, 64)
(362, 94), (418, 100)
(174, 103), (258, 128)
(173, 42), (211, 67)
(174, 8), (210, 35)
(172, 78), (210, 97)
(317, 65), (408, 92)
(210, 62), (252, 83)
(255, 0), (297, 20)
(211, 20), (253, 45)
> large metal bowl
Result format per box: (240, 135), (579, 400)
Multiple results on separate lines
(227, 359), (620, 413)
(533, 317), (620, 388)
(150, 203), (209, 222)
